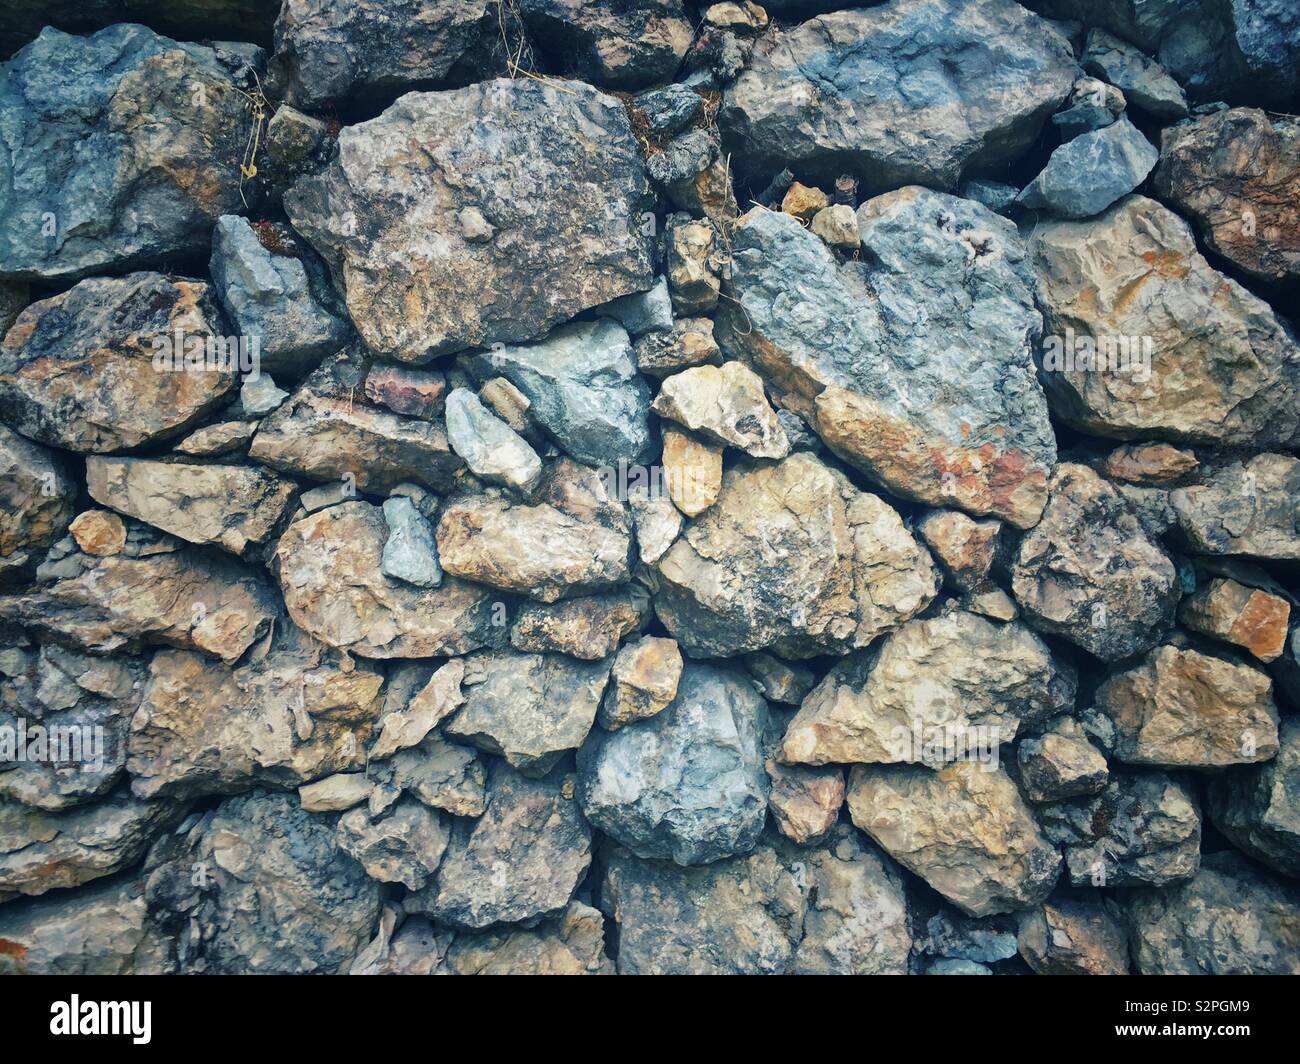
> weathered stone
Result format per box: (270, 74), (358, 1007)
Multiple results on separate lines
(1091, 644), (1279, 768)
(0, 877), (172, 975)
(0, 25), (262, 281)
(0, 525), (278, 664)
(599, 636), (683, 730)
(465, 320), (652, 467)
(719, 193), (1055, 528)
(960, 178), (1021, 214)
(720, 0), (1077, 191)
(1016, 116), (1157, 218)
(1037, 768), (1201, 888)
(1029, 197), (1300, 448)
(1017, 894), (1129, 975)
(653, 362), (789, 459)
(369, 660), (465, 761)
(1017, 717), (1109, 803)
(0, 274), (237, 453)
(127, 627), (384, 800)
(273, 0), (488, 108)
(1180, 577), (1291, 662)
(173, 421), (259, 458)
(1207, 717), (1300, 878)
(783, 608), (1075, 767)
(602, 826), (911, 974)
(915, 510), (1003, 593)
(249, 349), (462, 494)
(0, 426), (75, 575)
(275, 502), (499, 658)
(0, 788), (183, 897)
(633, 317), (721, 377)
(337, 800), (449, 890)
(85, 458), (297, 558)
(743, 653), (816, 706)
(809, 204), (860, 251)
(578, 662), (769, 865)
(299, 773), (372, 813)
(238, 375), (288, 417)
(1101, 442), (1198, 485)
(1051, 77), (1126, 141)
(509, 589), (648, 661)
(1011, 464), (1180, 663)
(415, 763), (592, 930)
(1123, 851), (1300, 974)
(476, 377), (530, 433)
(632, 82), (703, 138)
(846, 762), (1062, 917)
(597, 278), (673, 339)
(660, 426), (722, 518)
(916, 908), (1019, 964)
(285, 79), (653, 360)
(666, 216), (722, 315)
(438, 900), (613, 975)
(437, 460), (633, 603)
(1169, 453), (1300, 560)
(520, 0), (692, 89)
(445, 650), (609, 776)
(627, 486), (683, 566)
(782, 182), (830, 222)
(964, 588), (1019, 622)
(143, 789), (380, 973)
(379, 496), (442, 589)
(766, 760), (844, 845)
(653, 452), (939, 658)
(380, 735), (486, 818)
(1082, 28), (1188, 118)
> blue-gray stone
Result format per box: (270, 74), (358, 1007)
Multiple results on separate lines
(1017, 117), (1158, 218)
(381, 496), (442, 588)
(1083, 28), (1189, 118)
(596, 277), (673, 338)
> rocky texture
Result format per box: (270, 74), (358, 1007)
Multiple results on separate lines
(437, 901), (613, 975)
(444, 388), (543, 495)
(0, 274), (236, 453)
(915, 511), (1003, 593)
(285, 79), (654, 361)
(1030, 197), (1300, 449)
(274, 502), (499, 658)
(1017, 717), (1109, 803)
(599, 636), (682, 730)
(659, 426), (721, 518)
(653, 452), (939, 659)
(369, 661), (465, 761)
(509, 590), (647, 661)
(336, 800), (449, 890)
(719, 193), (1056, 528)
(846, 763), (1061, 917)
(652, 362), (789, 459)
(1011, 464), (1180, 662)
(1154, 109), (1300, 284)
(521, 0), (692, 90)
(782, 607), (1075, 767)
(602, 827), (911, 974)
(379, 496), (442, 588)
(1017, 117), (1158, 218)
(1091, 645), (1280, 769)
(1017, 894), (1129, 975)
(578, 662), (769, 865)
(1179, 577), (1291, 662)
(1207, 717), (1300, 878)
(720, 0), (1077, 191)
(1169, 453), (1300, 560)
(1082, 29), (1188, 118)
(0, 426), (75, 577)
(1101, 442), (1198, 486)
(0, 25), (260, 281)
(634, 317), (721, 378)
(766, 760), (844, 845)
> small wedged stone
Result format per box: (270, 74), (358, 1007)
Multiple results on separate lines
(1017, 894), (1129, 975)
(1011, 463), (1180, 663)
(275, 502), (500, 659)
(915, 510), (1003, 593)
(1016, 116), (1157, 218)
(766, 760), (845, 845)
(846, 762), (1062, 917)
(379, 496), (442, 589)
(628, 487), (683, 566)
(578, 661), (769, 866)
(378, 735), (486, 818)
(743, 653), (815, 706)
(1206, 717), (1300, 878)
(659, 426), (721, 518)
(0, 425), (75, 576)
(1101, 442), (1198, 486)
(633, 317), (721, 378)
(599, 636), (683, 730)
(438, 901), (613, 975)
(520, 0), (693, 90)
(336, 800), (449, 891)
(369, 660), (465, 761)
(299, 773), (372, 813)
(1082, 28), (1188, 118)
(1179, 577), (1291, 662)
(509, 589), (648, 661)
(1016, 717), (1109, 803)
(652, 452), (939, 659)
(444, 387), (543, 495)
(652, 362), (790, 459)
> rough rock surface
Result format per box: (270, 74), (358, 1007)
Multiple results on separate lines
(0, 426), (75, 576)
(1169, 454), (1300, 560)
(1017, 117), (1157, 218)
(520, 0), (692, 90)
(1017, 717), (1109, 803)
(437, 901), (613, 974)
(651, 362), (789, 459)
(285, 79), (654, 361)
(766, 760), (844, 845)
(1207, 717), (1300, 878)
(1082, 28), (1188, 118)
(443, 388), (543, 495)
(509, 590), (647, 661)
(1017, 894), (1129, 975)
(336, 800), (449, 890)
(1179, 577), (1291, 662)
(599, 636), (682, 730)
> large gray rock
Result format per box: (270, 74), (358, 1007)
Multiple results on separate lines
(1208, 717), (1300, 878)
(415, 763), (593, 929)
(652, 452), (938, 659)
(0, 25), (262, 281)
(602, 826), (912, 974)
(464, 320), (653, 467)
(143, 790), (381, 974)
(718, 193), (1056, 528)
(0, 274), (237, 453)
(285, 79), (654, 361)
(846, 762), (1062, 917)
(1122, 851), (1300, 974)
(1029, 196), (1300, 449)
(1169, 453), (1300, 560)
(1016, 116), (1158, 218)
(520, 0), (693, 90)
(720, 0), (1077, 191)
(578, 662), (770, 866)
(1011, 464), (1180, 663)
(273, 0), (489, 108)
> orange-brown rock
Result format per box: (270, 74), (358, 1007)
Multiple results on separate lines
(1179, 578), (1291, 662)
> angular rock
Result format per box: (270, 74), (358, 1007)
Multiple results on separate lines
(666, 216), (722, 315)
(719, 193), (1055, 528)
(379, 735), (486, 818)
(627, 486), (682, 566)
(1207, 717), (1300, 878)
(337, 801), (449, 890)
(415, 764), (593, 929)
(720, 0), (1077, 191)
(633, 317), (721, 378)
(0, 274), (237, 453)
(660, 426), (722, 518)
(1029, 197), (1300, 448)
(846, 762), (1062, 917)
(915, 510), (1003, 593)
(783, 608), (1075, 767)
(285, 79), (654, 360)
(632, 82), (703, 137)
(443, 388), (543, 497)
(509, 589), (648, 661)
(1101, 441), (1198, 485)
(1016, 717), (1109, 803)
(1169, 453), (1300, 560)
(1016, 116), (1157, 218)
(379, 496), (442, 589)
(1179, 577), (1291, 662)
(445, 650), (609, 776)
(521, 0), (692, 89)
(143, 790), (380, 974)
(238, 374), (288, 417)
(578, 662), (769, 865)
(653, 452), (939, 658)
(743, 653), (816, 705)
(299, 773), (372, 813)
(364, 364), (446, 420)
(173, 420), (259, 458)
(810, 204), (860, 251)
(597, 278), (673, 339)
(85, 458), (297, 558)
(0, 425), (75, 575)
(465, 320), (652, 467)
(438, 901), (613, 975)
(0, 25), (262, 281)
(599, 636), (683, 730)
(1017, 894), (1129, 975)
(1011, 464), (1180, 662)
(1051, 77), (1126, 141)
(766, 760), (844, 845)
(275, 502), (499, 658)
(782, 182), (830, 222)
(1082, 28), (1188, 118)
(653, 362), (789, 459)
(437, 460), (633, 603)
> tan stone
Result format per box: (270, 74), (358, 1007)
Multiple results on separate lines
(299, 773), (373, 812)
(915, 509), (1002, 591)
(661, 426), (722, 518)
(68, 510), (127, 558)
(1101, 442), (1198, 485)
(782, 181), (830, 222)
(599, 636), (684, 729)
(1180, 577), (1291, 662)
(652, 361), (789, 459)
(766, 760), (844, 844)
